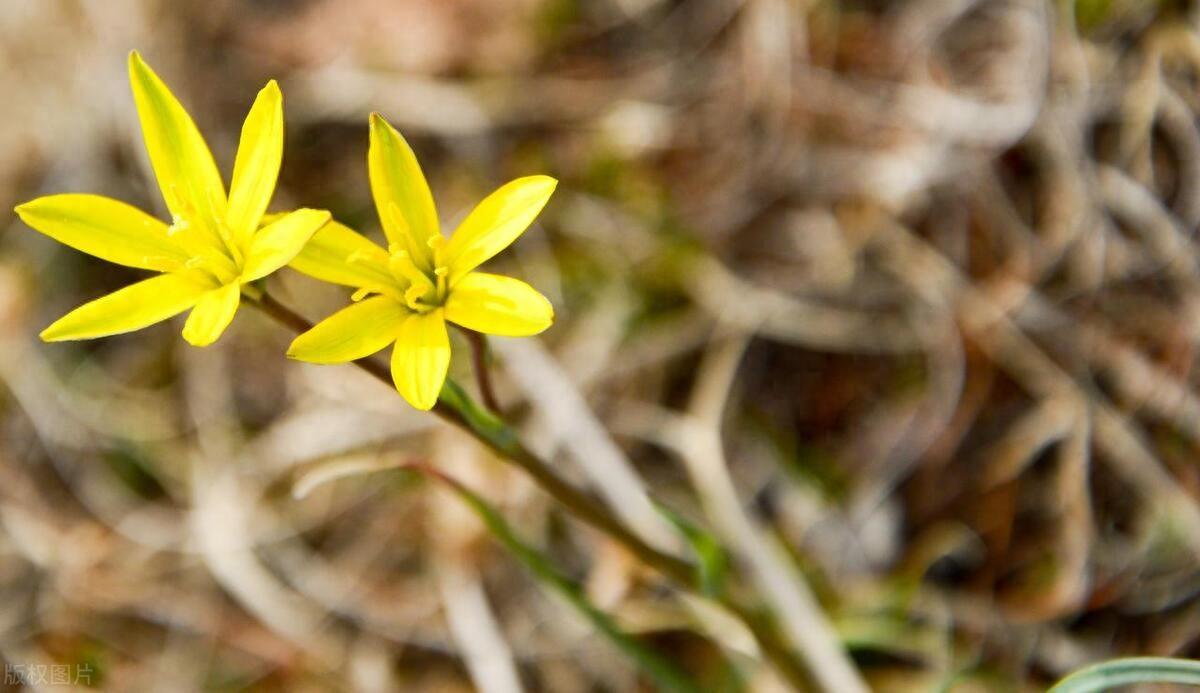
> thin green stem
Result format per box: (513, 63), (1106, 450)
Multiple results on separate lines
(247, 289), (817, 691)
(248, 290), (692, 580)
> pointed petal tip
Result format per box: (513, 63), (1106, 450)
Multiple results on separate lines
(529, 175), (558, 194)
(39, 322), (75, 342)
(128, 50), (149, 75)
(396, 380), (437, 411)
(369, 112), (398, 137)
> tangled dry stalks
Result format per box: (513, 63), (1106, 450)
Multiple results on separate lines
(3, 0), (1200, 690)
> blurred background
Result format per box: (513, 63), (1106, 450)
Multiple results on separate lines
(3, 0), (1200, 690)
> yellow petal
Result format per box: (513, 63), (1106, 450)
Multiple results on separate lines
(444, 272), (554, 337)
(15, 194), (188, 272)
(40, 271), (215, 342)
(444, 175), (556, 283)
(241, 208), (331, 282)
(227, 80), (283, 247)
(128, 51), (226, 239)
(181, 282), (241, 346)
(390, 310), (450, 410)
(368, 113), (438, 269)
(288, 219), (395, 289)
(287, 296), (407, 363)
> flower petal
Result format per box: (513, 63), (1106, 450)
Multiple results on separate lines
(445, 272), (554, 337)
(227, 80), (283, 246)
(128, 51), (226, 238)
(368, 113), (438, 269)
(288, 219), (395, 289)
(181, 282), (241, 346)
(287, 296), (407, 364)
(444, 175), (556, 283)
(390, 310), (450, 410)
(241, 208), (331, 282)
(15, 194), (188, 272)
(40, 271), (215, 342)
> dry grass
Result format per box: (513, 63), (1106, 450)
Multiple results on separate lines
(2, 0), (1200, 690)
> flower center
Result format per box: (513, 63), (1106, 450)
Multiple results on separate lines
(387, 237), (450, 314)
(169, 212), (241, 285)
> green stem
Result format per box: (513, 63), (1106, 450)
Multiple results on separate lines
(249, 290), (693, 582)
(247, 289), (816, 691)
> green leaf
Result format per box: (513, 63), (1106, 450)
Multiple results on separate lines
(419, 466), (703, 693)
(653, 502), (729, 598)
(1049, 657), (1200, 692)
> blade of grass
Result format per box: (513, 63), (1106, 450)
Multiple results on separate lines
(1049, 657), (1200, 692)
(654, 502), (730, 599)
(411, 463), (704, 693)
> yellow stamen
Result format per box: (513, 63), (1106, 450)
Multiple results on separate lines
(404, 283), (431, 312)
(434, 265), (448, 298)
(389, 250), (433, 293)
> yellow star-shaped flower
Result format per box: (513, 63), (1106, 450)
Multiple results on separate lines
(287, 114), (556, 410)
(14, 52), (330, 346)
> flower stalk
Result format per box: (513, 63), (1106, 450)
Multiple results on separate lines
(459, 327), (501, 413)
(246, 287), (819, 691)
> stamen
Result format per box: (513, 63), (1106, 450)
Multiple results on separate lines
(433, 266), (448, 298)
(389, 250), (433, 292)
(404, 284), (430, 312)
(216, 217), (243, 266)
(427, 235), (447, 268)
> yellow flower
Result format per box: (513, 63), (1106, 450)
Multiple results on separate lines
(14, 52), (330, 347)
(287, 114), (556, 410)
